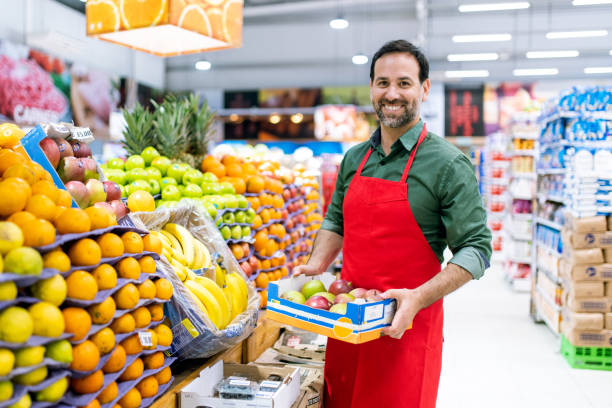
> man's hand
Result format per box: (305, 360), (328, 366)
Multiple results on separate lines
(380, 288), (424, 339)
(292, 264), (322, 277)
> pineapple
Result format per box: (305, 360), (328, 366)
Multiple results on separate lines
(121, 103), (154, 156)
(186, 93), (216, 163)
(152, 95), (189, 159)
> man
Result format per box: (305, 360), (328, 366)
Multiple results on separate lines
(293, 40), (492, 408)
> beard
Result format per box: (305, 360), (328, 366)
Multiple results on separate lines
(374, 99), (418, 128)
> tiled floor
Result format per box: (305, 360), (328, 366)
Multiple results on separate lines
(437, 268), (611, 408)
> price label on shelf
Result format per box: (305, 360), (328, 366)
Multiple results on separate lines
(138, 331), (153, 347)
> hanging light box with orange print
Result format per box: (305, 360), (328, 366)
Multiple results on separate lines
(86, 0), (243, 57)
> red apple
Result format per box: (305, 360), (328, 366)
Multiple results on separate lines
(93, 201), (114, 218)
(329, 279), (353, 295)
(282, 190), (291, 201)
(240, 262), (252, 277)
(334, 293), (355, 304)
(55, 138), (73, 159)
(304, 295), (331, 310)
(40, 137), (60, 168)
(349, 288), (367, 299)
(65, 180), (89, 208)
(69, 140), (91, 158)
(104, 181), (121, 201)
(110, 200), (128, 219)
(248, 255), (259, 272)
(57, 157), (84, 182)
(86, 179), (107, 205)
(365, 289), (383, 302)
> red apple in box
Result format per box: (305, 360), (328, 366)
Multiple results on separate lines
(93, 201), (114, 218)
(58, 157), (84, 182)
(81, 158), (99, 181)
(349, 288), (367, 299)
(305, 295), (331, 310)
(248, 255), (259, 273)
(40, 137), (60, 168)
(365, 289), (383, 302)
(329, 279), (352, 295)
(86, 179), (107, 205)
(65, 181), (89, 208)
(110, 200), (128, 219)
(104, 181), (121, 201)
(334, 293), (355, 304)
(55, 138), (73, 159)
(69, 140), (91, 158)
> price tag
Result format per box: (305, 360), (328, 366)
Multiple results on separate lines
(139, 331), (153, 347)
(70, 127), (94, 142)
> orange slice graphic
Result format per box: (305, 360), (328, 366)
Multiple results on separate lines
(223, 0), (243, 45)
(87, 0), (120, 34)
(177, 4), (212, 37)
(206, 7), (224, 41)
(120, 0), (167, 30)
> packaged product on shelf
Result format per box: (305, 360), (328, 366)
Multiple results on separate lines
(568, 281), (605, 298)
(562, 310), (604, 331)
(563, 248), (604, 265)
(562, 325), (612, 348)
(565, 215), (607, 233)
(560, 260), (612, 281)
(535, 291), (561, 333)
(565, 293), (610, 313)
(605, 248), (612, 263)
(289, 367), (323, 408)
(561, 229), (612, 250)
(606, 313), (612, 330)
(606, 282), (612, 297)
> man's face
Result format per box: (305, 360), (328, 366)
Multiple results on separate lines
(370, 53), (430, 128)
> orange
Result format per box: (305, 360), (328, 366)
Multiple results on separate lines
(230, 244), (244, 260)
(30, 162), (52, 182)
(86, 0), (121, 35)
(221, 155), (239, 167)
(0, 124), (22, 148)
(63, 307), (92, 342)
(43, 249), (71, 272)
(96, 233), (124, 258)
(102, 345), (126, 374)
(252, 215), (262, 229)
(136, 376), (158, 398)
(260, 259), (271, 270)
(242, 162), (257, 176)
(31, 180), (58, 203)
(56, 189), (73, 207)
(247, 196), (260, 211)
(246, 175), (264, 193)
(22, 218), (56, 247)
(0, 177), (30, 216)
(131, 306), (151, 328)
(253, 230), (268, 253)
(120, 334), (143, 355)
(273, 270), (282, 281)
(208, 163), (226, 179)
(0, 150), (26, 174)
(69, 239), (102, 266)
(71, 369), (104, 394)
(120, 0), (166, 29)
(200, 155), (221, 172)
(226, 177), (246, 194)
(81, 400), (101, 408)
(265, 240), (278, 257)
(225, 163), (243, 179)
(267, 271), (276, 281)
(113, 283), (139, 309)
(90, 327), (116, 355)
(118, 388), (142, 408)
(88, 297), (116, 325)
(55, 208), (91, 234)
(85, 207), (114, 230)
(118, 357), (143, 381)
(223, 0), (242, 45)
(4, 163), (36, 185)
(127, 190), (155, 213)
(272, 195), (284, 209)
(260, 209), (271, 224)
(259, 289), (267, 308)
(7, 211), (36, 228)
(255, 272), (269, 289)
(148, 303), (163, 321)
(138, 255), (156, 274)
(143, 330), (158, 350)
(137, 280), (156, 300)
(54, 205), (68, 221)
(66, 270), (98, 300)
(280, 267), (288, 277)
(92, 264), (117, 290)
(142, 351), (164, 370)
(97, 381), (118, 404)
(110, 313), (136, 334)
(116, 257), (141, 280)
(153, 324), (172, 347)
(142, 234), (162, 255)
(154, 366), (171, 385)
(270, 257), (280, 268)
(121, 232), (143, 254)
(70, 340), (101, 371)
(154, 278), (173, 300)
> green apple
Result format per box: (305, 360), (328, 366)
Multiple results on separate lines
(245, 208), (256, 224)
(183, 169), (204, 185)
(204, 203), (217, 219)
(219, 182), (235, 194)
(167, 163), (190, 184)
(129, 180), (151, 194)
(223, 195), (239, 209)
(145, 167), (162, 182)
(105, 169), (127, 186)
(313, 292), (335, 304)
(166, 200), (179, 208)
(177, 185), (186, 196)
(141, 146), (161, 166)
(202, 172), (218, 183)
(329, 303), (347, 314)
(301, 280), (326, 300)
(201, 182), (217, 195)
(230, 225), (242, 240)
(162, 185), (181, 201)
(220, 226), (231, 240)
(216, 217), (222, 226)
(237, 195), (248, 209)
(281, 290), (306, 304)
(222, 212), (235, 224)
(107, 158), (125, 170)
(125, 155), (145, 170)
(241, 226), (251, 238)
(183, 183), (203, 198)
(155, 199), (165, 207)
(210, 196), (225, 209)
(120, 184), (127, 198)
(235, 211), (246, 224)
(127, 168), (147, 183)
(161, 177), (177, 188)
(151, 156), (172, 176)
(147, 179), (161, 195)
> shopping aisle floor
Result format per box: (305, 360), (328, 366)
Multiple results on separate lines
(437, 268), (611, 408)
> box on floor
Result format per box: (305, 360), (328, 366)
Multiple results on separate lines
(273, 329), (326, 364)
(562, 324), (612, 348)
(565, 293), (611, 313)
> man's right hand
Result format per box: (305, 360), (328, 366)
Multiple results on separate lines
(292, 264), (322, 277)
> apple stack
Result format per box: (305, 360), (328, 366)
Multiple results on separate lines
(558, 215), (612, 363)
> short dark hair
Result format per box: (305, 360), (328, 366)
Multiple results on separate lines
(370, 40), (429, 83)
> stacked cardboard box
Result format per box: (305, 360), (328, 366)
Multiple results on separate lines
(560, 215), (612, 347)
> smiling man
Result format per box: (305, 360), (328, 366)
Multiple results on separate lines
(293, 40), (492, 407)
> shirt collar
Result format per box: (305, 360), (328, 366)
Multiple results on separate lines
(369, 119), (425, 152)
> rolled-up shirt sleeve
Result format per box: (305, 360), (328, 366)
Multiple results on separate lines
(438, 154), (492, 279)
(321, 158), (347, 237)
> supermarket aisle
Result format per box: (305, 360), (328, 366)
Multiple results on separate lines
(437, 268), (610, 408)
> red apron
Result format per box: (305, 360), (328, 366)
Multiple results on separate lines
(324, 125), (444, 408)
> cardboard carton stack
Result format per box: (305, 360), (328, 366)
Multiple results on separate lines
(560, 215), (612, 348)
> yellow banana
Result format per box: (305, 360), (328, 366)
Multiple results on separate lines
(215, 264), (226, 287)
(185, 280), (222, 329)
(225, 273), (246, 314)
(195, 276), (231, 328)
(191, 238), (204, 269)
(224, 286), (241, 321)
(164, 223), (195, 268)
(169, 259), (187, 281)
(161, 247), (174, 262)
(160, 230), (187, 265)
(186, 268), (198, 282)
(186, 290), (210, 320)
(155, 230), (174, 248)
(194, 239), (212, 269)
(231, 273), (249, 313)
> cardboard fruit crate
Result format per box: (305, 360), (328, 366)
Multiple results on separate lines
(561, 335), (612, 371)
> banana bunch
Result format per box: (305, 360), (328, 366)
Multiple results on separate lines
(152, 223), (212, 271)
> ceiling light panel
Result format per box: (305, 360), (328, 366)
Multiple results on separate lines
(513, 68), (559, 76)
(452, 34), (512, 43)
(445, 70), (490, 78)
(458, 2), (530, 12)
(584, 67), (612, 74)
(447, 53), (499, 61)
(572, 0), (612, 5)
(526, 50), (580, 59)
(546, 30), (608, 39)
(329, 18), (349, 30)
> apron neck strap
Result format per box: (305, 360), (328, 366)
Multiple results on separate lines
(355, 148), (372, 177)
(400, 124), (427, 183)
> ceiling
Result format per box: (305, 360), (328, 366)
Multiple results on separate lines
(56, 0), (612, 90)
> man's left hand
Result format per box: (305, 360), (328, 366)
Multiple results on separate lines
(380, 288), (424, 339)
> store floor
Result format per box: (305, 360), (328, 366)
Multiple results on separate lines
(437, 266), (610, 408)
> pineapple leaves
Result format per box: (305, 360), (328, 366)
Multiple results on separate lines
(121, 103), (154, 156)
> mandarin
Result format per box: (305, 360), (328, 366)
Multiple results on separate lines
(56, 189), (73, 207)
(118, 357), (143, 381)
(118, 388), (141, 408)
(142, 234), (162, 255)
(148, 303), (164, 322)
(121, 232), (143, 254)
(154, 278), (173, 300)
(31, 180), (59, 203)
(102, 345), (126, 374)
(25, 194), (57, 221)
(136, 376), (158, 398)
(96, 233), (124, 259)
(90, 327), (116, 355)
(255, 273), (269, 289)
(92, 264), (117, 290)
(22, 218), (56, 247)
(154, 366), (171, 385)
(153, 324), (172, 347)
(138, 255), (156, 274)
(71, 370), (104, 394)
(66, 270), (98, 301)
(81, 400), (101, 408)
(87, 297), (116, 325)
(30, 162), (52, 182)
(85, 207), (114, 230)
(0, 150), (26, 174)
(120, 334), (143, 355)
(97, 381), (118, 404)
(55, 208), (91, 234)
(142, 351), (164, 370)
(116, 257), (141, 280)
(7, 211), (36, 228)
(62, 307), (92, 342)
(70, 340), (100, 372)
(113, 283), (139, 309)
(4, 164), (36, 186)
(68, 239), (101, 266)
(131, 306), (151, 328)
(137, 280), (155, 300)
(110, 313), (136, 334)
(0, 177), (30, 216)
(43, 249), (71, 272)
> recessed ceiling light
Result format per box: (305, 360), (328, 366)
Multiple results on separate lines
(269, 114), (281, 124)
(609, 50), (612, 55)
(352, 54), (368, 65)
(329, 17), (349, 30)
(458, 2), (529, 12)
(572, 0), (612, 5)
(546, 30), (608, 39)
(195, 60), (212, 70)
(452, 34), (512, 43)
(447, 53), (499, 61)
(290, 113), (304, 124)
(445, 70), (490, 78)
(584, 67), (612, 74)
(513, 68), (558, 76)
(526, 50), (579, 59)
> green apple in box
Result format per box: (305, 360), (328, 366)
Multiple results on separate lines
(148, 179), (161, 195)
(125, 155), (145, 170)
(183, 169), (204, 185)
(141, 146), (160, 166)
(183, 183), (203, 198)
(301, 280), (326, 300)
(162, 185), (181, 201)
(151, 156), (172, 176)
(161, 177), (178, 188)
(107, 158), (125, 170)
(127, 168), (147, 183)
(167, 163), (190, 184)
(202, 172), (218, 183)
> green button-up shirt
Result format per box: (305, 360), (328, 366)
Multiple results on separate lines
(321, 120), (492, 279)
